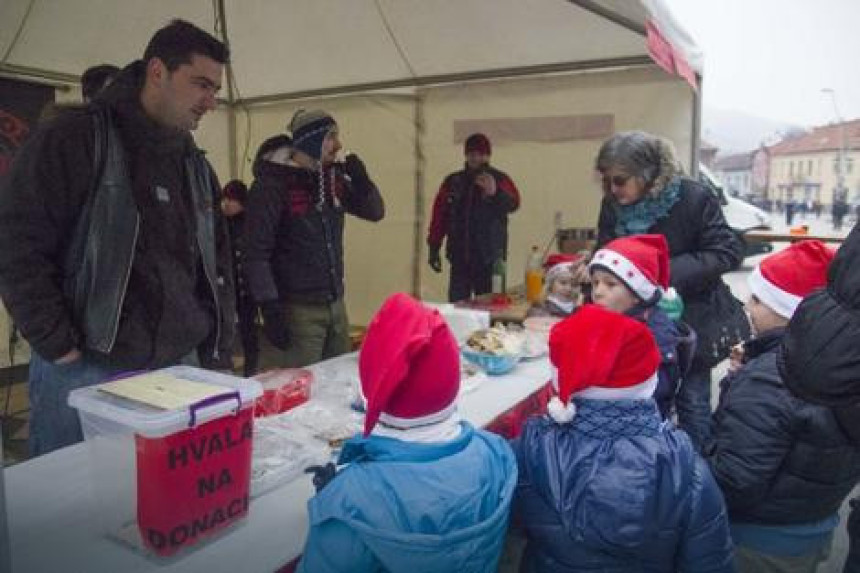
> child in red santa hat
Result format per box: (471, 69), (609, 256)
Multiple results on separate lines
(588, 233), (695, 419)
(526, 253), (583, 319)
(298, 292), (516, 573)
(705, 240), (860, 572)
(511, 303), (733, 571)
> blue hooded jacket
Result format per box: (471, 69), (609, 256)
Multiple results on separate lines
(512, 400), (735, 572)
(298, 422), (517, 573)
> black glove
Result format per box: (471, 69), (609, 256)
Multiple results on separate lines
(305, 462), (338, 493)
(344, 153), (370, 186)
(261, 301), (289, 350)
(428, 245), (442, 273)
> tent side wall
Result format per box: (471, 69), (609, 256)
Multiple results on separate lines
(214, 95), (420, 326)
(419, 65), (693, 303)
(193, 64), (693, 326)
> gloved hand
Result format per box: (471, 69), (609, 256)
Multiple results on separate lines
(261, 301), (289, 350)
(305, 462), (338, 493)
(657, 287), (685, 321)
(428, 245), (442, 273)
(344, 153), (370, 186)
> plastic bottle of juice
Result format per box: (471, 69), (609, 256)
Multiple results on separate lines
(525, 246), (544, 303)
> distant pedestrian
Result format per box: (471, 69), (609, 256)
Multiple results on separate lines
(833, 197), (849, 231)
(785, 200), (795, 226)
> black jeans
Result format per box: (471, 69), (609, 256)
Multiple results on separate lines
(448, 261), (493, 302)
(237, 297), (260, 377)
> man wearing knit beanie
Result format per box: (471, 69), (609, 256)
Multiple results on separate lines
(427, 132), (521, 301)
(243, 110), (385, 367)
(705, 241), (860, 572)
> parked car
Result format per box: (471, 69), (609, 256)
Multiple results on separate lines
(698, 164), (773, 257)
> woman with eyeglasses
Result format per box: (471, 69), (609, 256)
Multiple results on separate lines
(585, 130), (745, 454)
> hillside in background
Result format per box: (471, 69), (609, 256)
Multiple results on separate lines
(703, 106), (804, 154)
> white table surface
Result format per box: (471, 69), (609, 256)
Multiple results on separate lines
(6, 352), (550, 573)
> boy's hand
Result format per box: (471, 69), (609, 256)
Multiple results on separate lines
(728, 343), (745, 373)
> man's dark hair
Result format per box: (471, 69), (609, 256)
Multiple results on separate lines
(81, 64), (120, 101)
(143, 19), (229, 71)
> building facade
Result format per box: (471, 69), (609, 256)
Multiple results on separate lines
(768, 119), (860, 207)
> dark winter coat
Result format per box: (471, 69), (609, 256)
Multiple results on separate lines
(780, 223), (860, 416)
(707, 328), (860, 525)
(643, 308), (696, 419)
(243, 154), (384, 304)
(512, 399), (735, 573)
(597, 177), (745, 365)
(0, 61), (234, 369)
(427, 165), (520, 267)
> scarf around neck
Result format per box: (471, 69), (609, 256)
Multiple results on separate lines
(613, 176), (683, 236)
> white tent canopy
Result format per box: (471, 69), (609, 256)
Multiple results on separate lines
(0, 0), (703, 362)
(1, 0), (701, 101)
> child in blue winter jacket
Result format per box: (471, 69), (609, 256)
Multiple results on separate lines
(298, 292), (517, 573)
(706, 240), (860, 572)
(588, 233), (695, 419)
(512, 304), (734, 572)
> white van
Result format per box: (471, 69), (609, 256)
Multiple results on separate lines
(698, 164), (773, 257)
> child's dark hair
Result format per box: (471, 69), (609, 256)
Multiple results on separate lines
(143, 19), (229, 71)
(81, 64), (120, 101)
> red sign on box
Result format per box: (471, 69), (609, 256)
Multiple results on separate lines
(135, 407), (254, 556)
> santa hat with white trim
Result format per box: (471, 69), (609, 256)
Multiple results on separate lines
(543, 253), (583, 284)
(747, 240), (835, 320)
(546, 304), (662, 423)
(588, 234), (670, 306)
(358, 292), (460, 436)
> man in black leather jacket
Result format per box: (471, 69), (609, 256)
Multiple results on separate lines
(0, 20), (234, 457)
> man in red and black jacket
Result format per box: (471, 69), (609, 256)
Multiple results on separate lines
(427, 133), (521, 302)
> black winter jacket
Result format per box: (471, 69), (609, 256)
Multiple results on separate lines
(597, 177), (745, 363)
(244, 157), (384, 304)
(0, 61), (234, 369)
(707, 329), (860, 525)
(427, 165), (520, 267)
(780, 223), (860, 415)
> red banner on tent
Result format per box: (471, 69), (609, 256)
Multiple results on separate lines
(673, 49), (698, 91)
(645, 19), (675, 76)
(646, 18), (697, 91)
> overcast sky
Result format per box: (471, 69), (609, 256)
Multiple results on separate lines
(662, 0), (860, 127)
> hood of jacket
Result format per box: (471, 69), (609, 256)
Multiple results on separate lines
(96, 60), (193, 156)
(307, 423), (517, 570)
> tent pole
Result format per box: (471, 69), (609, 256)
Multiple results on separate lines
(214, 0), (239, 181)
(412, 93), (426, 298)
(565, 0), (646, 36)
(691, 73), (703, 175)
(236, 56), (652, 107)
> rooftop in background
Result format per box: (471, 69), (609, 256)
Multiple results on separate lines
(770, 118), (860, 156)
(714, 151), (755, 172)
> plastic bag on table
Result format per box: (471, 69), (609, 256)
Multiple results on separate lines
(280, 402), (363, 452)
(251, 417), (330, 498)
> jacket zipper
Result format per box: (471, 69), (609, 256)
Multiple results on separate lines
(197, 224), (221, 361)
(103, 213), (140, 353)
